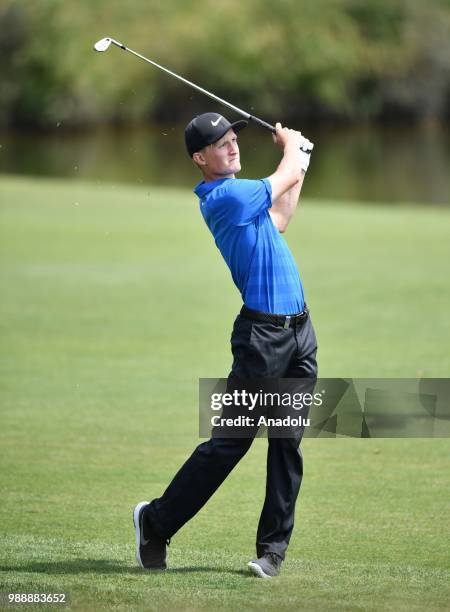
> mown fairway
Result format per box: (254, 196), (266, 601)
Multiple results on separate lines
(1, 176), (449, 610)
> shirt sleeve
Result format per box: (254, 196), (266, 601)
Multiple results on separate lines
(224, 179), (272, 227)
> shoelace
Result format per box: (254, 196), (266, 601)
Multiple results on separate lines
(266, 552), (281, 566)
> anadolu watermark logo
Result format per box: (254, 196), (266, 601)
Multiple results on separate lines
(209, 388), (323, 430)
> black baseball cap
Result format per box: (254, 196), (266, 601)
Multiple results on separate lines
(185, 112), (248, 157)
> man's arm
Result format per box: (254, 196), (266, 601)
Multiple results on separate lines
(266, 123), (312, 233)
(269, 173), (304, 233)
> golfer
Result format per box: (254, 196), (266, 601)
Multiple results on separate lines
(133, 113), (318, 578)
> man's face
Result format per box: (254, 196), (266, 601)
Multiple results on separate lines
(196, 129), (241, 177)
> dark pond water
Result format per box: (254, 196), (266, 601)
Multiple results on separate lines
(0, 123), (448, 205)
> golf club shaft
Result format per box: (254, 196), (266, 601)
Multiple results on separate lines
(107, 39), (276, 133)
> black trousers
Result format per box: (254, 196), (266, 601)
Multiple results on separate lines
(146, 309), (318, 559)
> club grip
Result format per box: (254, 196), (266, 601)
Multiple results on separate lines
(250, 114), (314, 151)
(249, 115), (276, 132)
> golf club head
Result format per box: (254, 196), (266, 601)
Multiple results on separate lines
(94, 38), (113, 52)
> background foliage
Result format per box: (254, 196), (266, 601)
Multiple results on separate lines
(1, 0), (450, 128)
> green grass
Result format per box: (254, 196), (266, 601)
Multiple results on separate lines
(0, 175), (449, 611)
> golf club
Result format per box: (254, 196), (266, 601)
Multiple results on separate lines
(93, 37), (313, 151)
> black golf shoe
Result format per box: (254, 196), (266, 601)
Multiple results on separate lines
(248, 552), (283, 578)
(133, 501), (168, 570)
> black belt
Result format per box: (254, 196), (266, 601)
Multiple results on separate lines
(240, 304), (309, 329)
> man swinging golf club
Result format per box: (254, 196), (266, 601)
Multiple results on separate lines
(133, 113), (318, 578)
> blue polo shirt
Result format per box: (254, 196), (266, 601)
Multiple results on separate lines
(195, 177), (305, 315)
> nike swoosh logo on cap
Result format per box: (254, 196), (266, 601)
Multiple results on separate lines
(211, 116), (222, 126)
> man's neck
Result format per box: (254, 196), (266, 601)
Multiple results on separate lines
(202, 171), (235, 183)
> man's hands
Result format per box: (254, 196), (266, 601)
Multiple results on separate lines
(272, 122), (313, 173)
(272, 123), (302, 149)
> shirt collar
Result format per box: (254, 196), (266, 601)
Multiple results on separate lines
(194, 177), (232, 198)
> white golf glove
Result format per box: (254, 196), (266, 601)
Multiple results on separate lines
(299, 135), (313, 173)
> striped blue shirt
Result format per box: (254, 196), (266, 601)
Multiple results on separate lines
(195, 177), (305, 315)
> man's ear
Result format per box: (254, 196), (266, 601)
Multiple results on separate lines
(193, 151), (207, 166)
